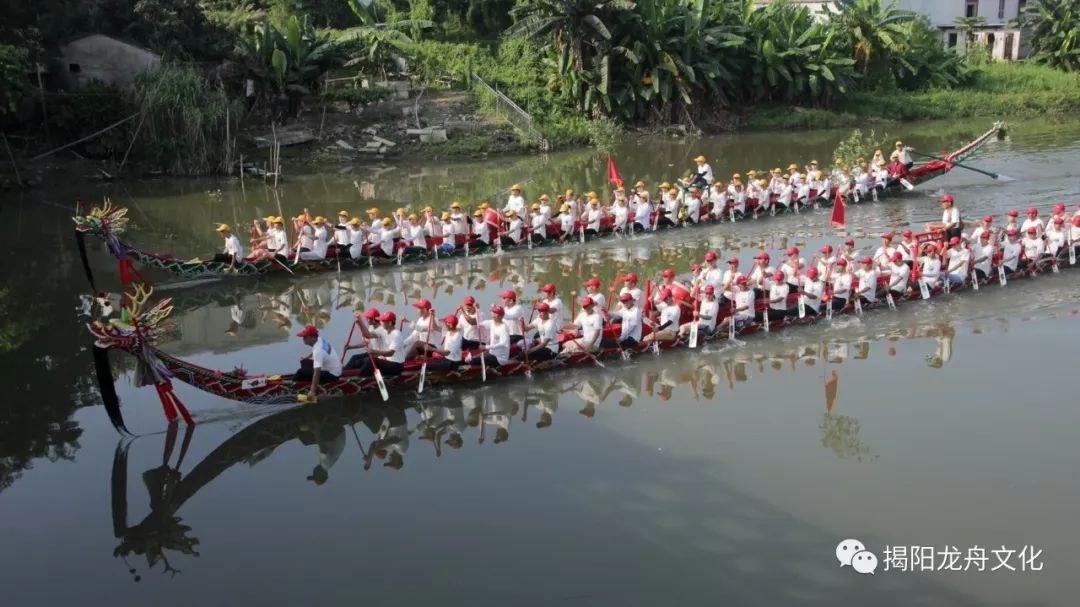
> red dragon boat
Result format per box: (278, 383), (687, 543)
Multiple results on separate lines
(73, 125), (1003, 281)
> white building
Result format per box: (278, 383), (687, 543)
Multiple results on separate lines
(59, 34), (160, 89)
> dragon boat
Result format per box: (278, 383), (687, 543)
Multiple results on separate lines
(88, 222), (1074, 422)
(73, 125), (1002, 281)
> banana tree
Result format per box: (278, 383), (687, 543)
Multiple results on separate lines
(1019, 0), (1080, 72)
(340, 0), (433, 78)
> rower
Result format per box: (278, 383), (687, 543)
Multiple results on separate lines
(504, 184), (526, 216)
(971, 230), (994, 281)
(457, 295), (481, 349)
(449, 202), (468, 243)
(679, 285), (718, 339)
(854, 257), (879, 307)
(365, 208), (382, 233)
(720, 257), (744, 304)
(584, 197), (603, 237)
(345, 311), (406, 377)
(616, 273), (643, 321)
(840, 237), (858, 265)
(1003, 209), (1020, 240)
(633, 191), (653, 233)
(631, 181), (646, 205)
(563, 297), (603, 353)
(501, 209), (524, 247)
(293, 324), (342, 400)
(656, 188), (678, 228)
(944, 237), (969, 286)
(896, 140), (913, 168)
(404, 299), (439, 359)
(1020, 226), (1047, 271)
(887, 151), (905, 177)
(334, 210), (351, 255)
(1071, 216), (1080, 259)
(539, 283), (564, 325)
(643, 288), (680, 345)
(918, 243), (943, 290)
(310, 217), (331, 259)
(1021, 207), (1044, 239)
(582, 277), (606, 311)
(817, 244), (835, 278)
(1001, 228), (1022, 276)
(528, 203), (548, 245)
(472, 209), (492, 249)
(422, 315), (465, 372)
(765, 269), (790, 322)
(522, 302), (559, 361)
(886, 252), (911, 298)
(748, 251), (773, 297)
(700, 251), (723, 290)
(936, 194), (962, 241)
(830, 259), (852, 312)
(614, 292), (642, 347)
(873, 233), (896, 269)
(612, 197), (630, 233)
(1046, 216), (1068, 257)
(538, 194), (553, 221)
(691, 155), (714, 188)
(787, 163), (801, 187)
(781, 247), (804, 291)
(472, 304), (510, 368)
(799, 268), (824, 317)
(685, 187), (703, 224)
(730, 276), (756, 330)
(872, 159), (889, 195)
(654, 268), (681, 305)
(400, 213), (428, 257)
(367, 217), (396, 258)
(439, 212), (455, 250)
(1050, 202), (1068, 226)
(213, 224), (244, 269)
(709, 182), (728, 221)
(970, 214), (994, 243)
(558, 202), (575, 241)
(499, 289), (525, 343)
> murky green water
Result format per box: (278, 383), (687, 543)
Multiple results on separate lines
(2, 117), (1079, 606)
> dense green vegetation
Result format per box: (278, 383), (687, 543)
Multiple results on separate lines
(1, 0), (1080, 172)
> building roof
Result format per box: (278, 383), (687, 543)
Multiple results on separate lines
(60, 33), (159, 57)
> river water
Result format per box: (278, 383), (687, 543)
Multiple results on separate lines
(1, 117), (1078, 606)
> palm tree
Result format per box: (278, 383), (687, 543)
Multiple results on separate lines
(824, 0), (915, 80)
(506, 0), (636, 74)
(953, 15), (987, 49)
(1018, 0), (1080, 72)
(339, 0), (433, 79)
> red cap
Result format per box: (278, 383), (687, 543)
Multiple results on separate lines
(412, 298), (432, 310)
(703, 285), (715, 294)
(296, 324), (319, 338)
(836, 258), (848, 266)
(463, 295), (476, 305)
(773, 270), (785, 280)
(807, 267), (819, 279)
(661, 268), (675, 278)
(1054, 216), (1065, 224)
(1056, 202), (1066, 212)
(581, 296), (595, 307)
(362, 308), (380, 319)
(845, 238), (855, 246)
(925, 243), (939, 253)
(1027, 207), (1038, 215)
(619, 292), (634, 303)
(820, 244), (833, 254)
(1007, 227), (1018, 236)
(902, 228), (913, 237)
(983, 214), (993, 223)
(979, 230), (991, 239)
(624, 272), (638, 283)
(860, 256), (873, 265)
(442, 315), (458, 326)
(1007, 209), (1019, 217)
(499, 289), (517, 300)
(735, 275), (748, 285)
(659, 288), (673, 300)
(540, 283), (556, 293)
(882, 233), (895, 241)
(1026, 226), (1037, 234)
(949, 236), (961, 245)
(704, 251), (718, 261)
(490, 304), (504, 315)
(889, 252), (902, 262)
(583, 277), (600, 288)
(940, 194), (954, 204)
(691, 263), (701, 272)
(787, 246), (800, 255)
(379, 311), (397, 323)
(1074, 216), (1080, 226)
(536, 302), (551, 312)
(727, 257), (738, 265)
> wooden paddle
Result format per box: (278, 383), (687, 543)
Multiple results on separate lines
(417, 312), (435, 394)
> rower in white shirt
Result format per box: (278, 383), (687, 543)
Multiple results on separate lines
(612, 273), (644, 322)
(685, 188), (703, 224)
(816, 244), (835, 279)
(886, 252), (910, 298)
(969, 214), (994, 243)
(709, 182), (728, 220)
(896, 229), (917, 268)
(473, 305), (511, 367)
(364, 217), (396, 258)
(678, 285), (719, 339)
(457, 295), (481, 349)
(766, 270), (790, 322)
(719, 257), (744, 303)
(1046, 216), (1067, 256)
(781, 247), (804, 290)
(1020, 226), (1047, 271)
(1020, 207), (1044, 239)
(971, 231), (995, 282)
(1000, 228), (1022, 275)
(334, 210), (351, 250)
(424, 315), (465, 372)
(730, 276), (756, 330)
(563, 297), (603, 353)
(294, 324), (342, 401)
(558, 203), (576, 241)
(918, 244), (943, 289)
(943, 237), (969, 285)
(1070, 216), (1080, 259)
(347, 311), (407, 377)
(501, 209), (524, 247)
(854, 257), (879, 306)
(529, 204), (548, 244)
(538, 194), (553, 222)
(691, 155), (714, 187)
(633, 192), (653, 233)
(799, 268), (824, 316)
(873, 233), (896, 269)
(643, 289), (681, 345)
(748, 252), (773, 295)
(472, 209), (492, 247)
(404, 299), (439, 359)
(213, 224), (244, 267)
(615, 293), (643, 347)
(582, 277), (606, 312)
(538, 283), (564, 326)
(829, 260), (853, 312)
(612, 198), (630, 233)
(504, 183), (526, 216)
(522, 302), (559, 361)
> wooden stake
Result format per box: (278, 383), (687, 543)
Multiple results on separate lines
(31, 113), (140, 161)
(2, 133), (22, 187)
(117, 112), (146, 177)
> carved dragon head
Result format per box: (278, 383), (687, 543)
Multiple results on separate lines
(87, 283), (174, 352)
(73, 198), (130, 235)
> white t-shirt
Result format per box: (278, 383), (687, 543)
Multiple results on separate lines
(559, 213), (575, 234)
(946, 249), (970, 275)
(573, 311), (604, 351)
(458, 309), (479, 341)
(1001, 241), (1021, 270)
(832, 273), (852, 299)
(1022, 236), (1046, 260)
(888, 263), (910, 291)
(1046, 228), (1066, 254)
(733, 289), (755, 319)
(502, 303), (524, 334)
(586, 207), (602, 231)
(348, 227), (365, 258)
(618, 306), (642, 341)
(1021, 218), (1044, 237)
(532, 317), (560, 354)
(769, 282), (790, 310)
(920, 257), (941, 282)
(311, 336), (342, 377)
(408, 224), (426, 248)
(972, 241), (994, 274)
(855, 268), (879, 301)
(482, 320), (511, 364)
(505, 195), (526, 216)
(697, 163), (714, 184)
(873, 245), (895, 266)
(619, 286), (644, 305)
(800, 278), (823, 312)
(379, 329), (406, 364)
(377, 227), (396, 256)
(269, 228), (289, 255)
(896, 239), (916, 262)
(224, 234), (244, 261)
(507, 217), (523, 242)
(441, 330), (463, 362)
(657, 302), (681, 331)
(698, 299), (719, 331)
(686, 196), (701, 221)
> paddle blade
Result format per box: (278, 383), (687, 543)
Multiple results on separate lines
(689, 323), (699, 348)
(418, 362), (427, 394)
(899, 178), (915, 191)
(994, 173), (1015, 183)
(375, 369), (389, 401)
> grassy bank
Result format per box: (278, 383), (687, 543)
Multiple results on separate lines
(745, 63), (1080, 131)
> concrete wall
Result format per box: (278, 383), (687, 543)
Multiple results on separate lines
(60, 34), (159, 89)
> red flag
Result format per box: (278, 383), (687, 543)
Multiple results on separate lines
(607, 154), (623, 188)
(830, 191), (845, 228)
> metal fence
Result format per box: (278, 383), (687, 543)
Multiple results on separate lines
(472, 74), (550, 152)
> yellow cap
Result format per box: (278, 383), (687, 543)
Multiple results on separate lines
(668, 187), (678, 195)
(338, 210), (349, 217)
(215, 223), (230, 232)
(539, 194), (550, 201)
(560, 203), (571, 212)
(263, 215), (276, 222)
(451, 201), (461, 208)
(895, 140), (903, 146)
(694, 155), (706, 162)
(783, 173), (790, 179)
(589, 198), (599, 205)
(758, 179), (767, 187)
(506, 209), (517, 217)
(732, 173), (741, 179)
(748, 170), (757, 176)
(423, 205), (433, 213)
(366, 208), (379, 215)
(875, 149), (882, 154)
(788, 163), (798, 170)
(294, 214), (307, 221)
(272, 216), (284, 224)
(312, 216), (326, 225)
(348, 217), (361, 226)
(634, 180), (645, 188)
(408, 213), (418, 221)
(835, 157), (843, 164)
(479, 201), (490, 210)
(511, 183), (522, 190)
(382, 217), (393, 226)
(659, 181), (671, 189)
(890, 151), (900, 159)
(531, 203), (540, 210)
(396, 207), (405, 215)
(813, 170), (822, 178)
(441, 212), (450, 220)
(773, 167), (781, 173)
(565, 188), (574, 196)
(877, 159), (886, 165)
(473, 210), (483, 217)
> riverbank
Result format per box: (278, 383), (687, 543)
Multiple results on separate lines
(744, 63), (1080, 131)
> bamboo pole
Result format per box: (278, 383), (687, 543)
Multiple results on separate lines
(117, 112), (146, 177)
(2, 133), (22, 187)
(31, 113), (140, 161)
